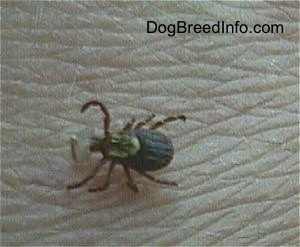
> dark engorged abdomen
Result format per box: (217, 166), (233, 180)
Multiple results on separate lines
(121, 129), (174, 172)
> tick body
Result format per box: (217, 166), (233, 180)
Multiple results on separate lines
(67, 100), (186, 193)
(122, 129), (174, 172)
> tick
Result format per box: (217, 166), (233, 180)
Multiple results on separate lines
(67, 100), (186, 193)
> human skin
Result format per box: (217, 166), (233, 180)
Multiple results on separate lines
(1, 1), (299, 246)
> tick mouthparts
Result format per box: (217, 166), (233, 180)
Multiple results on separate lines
(179, 115), (186, 122)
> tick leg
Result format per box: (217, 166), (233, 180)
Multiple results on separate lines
(134, 113), (156, 129)
(88, 161), (116, 192)
(67, 159), (106, 190)
(150, 115), (186, 130)
(70, 136), (78, 162)
(123, 166), (139, 193)
(81, 100), (111, 137)
(122, 118), (136, 131)
(137, 171), (178, 186)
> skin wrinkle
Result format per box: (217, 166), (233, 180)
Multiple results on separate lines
(2, 1), (299, 246)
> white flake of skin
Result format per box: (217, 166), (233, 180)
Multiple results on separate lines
(70, 127), (96, 165)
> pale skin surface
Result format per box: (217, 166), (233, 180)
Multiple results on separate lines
(1, 2), (299, 246)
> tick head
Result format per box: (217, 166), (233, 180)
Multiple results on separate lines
(89, 135), (108, 156)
